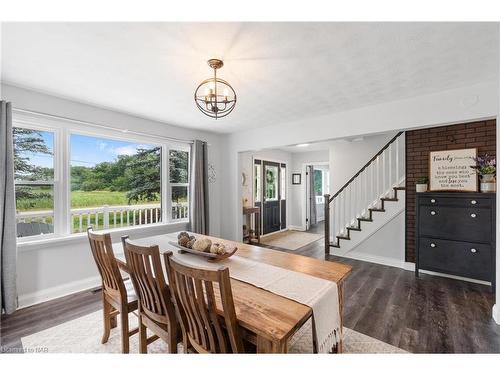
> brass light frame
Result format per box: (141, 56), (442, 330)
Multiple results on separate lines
(194, 59), (237, 119)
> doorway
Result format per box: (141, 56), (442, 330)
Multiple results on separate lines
(254, 159), (287, 235)
(305, 163), (329, 233)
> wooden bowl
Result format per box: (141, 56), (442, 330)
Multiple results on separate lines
(168, 241), (237, 262)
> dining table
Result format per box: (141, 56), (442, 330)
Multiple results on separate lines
(112, 231), (352, 354)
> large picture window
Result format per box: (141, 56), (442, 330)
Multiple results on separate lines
(169, 149), (189, 221)
(13, 112), (191, 241)
(14, 127), (56, 237)
(70, 134), (162, 233)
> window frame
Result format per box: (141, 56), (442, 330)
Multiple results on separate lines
(167, 148), (190, 223)
(14, 111), (191, 243)
(13, 117), (63, 241)
(314, 169), (329, 204)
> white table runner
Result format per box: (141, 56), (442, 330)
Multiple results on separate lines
(114, 234), (341, 353)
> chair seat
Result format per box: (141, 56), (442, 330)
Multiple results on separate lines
(124, 279), (138, 303)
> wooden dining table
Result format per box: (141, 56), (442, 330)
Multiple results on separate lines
(113, 232), (352, 354)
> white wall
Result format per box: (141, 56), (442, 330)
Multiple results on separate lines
(495, 26), (500, 325)
(221, 81), (498, 242)
(334, 194), (406, 267)
(289, 150), (329, 229)
(239, 149), (292, 234)
(342, 210), (406, 267)
(2, 83), (225, 307)
(328, 133), (396, 193)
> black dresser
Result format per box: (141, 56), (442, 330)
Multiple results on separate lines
(415, 192), (496, 288)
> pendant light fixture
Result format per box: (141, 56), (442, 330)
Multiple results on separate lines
(194, 59), (236, 119)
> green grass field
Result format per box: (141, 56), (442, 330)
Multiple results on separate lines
(16, 189), (189, 233)
(16, 189), (160, 212)
(71, 190), (159, 208)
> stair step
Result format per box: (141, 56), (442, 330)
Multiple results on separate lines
(381, 197), (398, 202)
(369, 208), (385, 212)
(393, 187), (406, 191)
(336, 235), (350, 240)
(329, 242), (340, 248)
(347, 226), (361, 231)
(358, 217), (373, 222)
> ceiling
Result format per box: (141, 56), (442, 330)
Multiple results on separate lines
(275, 133), (388, 153)
(1, 22), (498, 134)
(277, 140), (333, 154)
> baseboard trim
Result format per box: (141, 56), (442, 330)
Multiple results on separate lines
(493, 304), (500, 325)
(332, 251), (406, 269)
(17, 276), (101, 309)
(288, 225), (306, 231)
(330, 252), (493, 287)
(403, 262), (492, 286)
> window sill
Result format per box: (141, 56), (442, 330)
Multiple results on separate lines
(16, 221), (189, 252)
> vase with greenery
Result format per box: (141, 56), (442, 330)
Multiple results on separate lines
(415, 177), (428, 193)
(471, 154), (496, 192)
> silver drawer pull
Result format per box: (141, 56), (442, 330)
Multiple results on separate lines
(430, 243), (436, 248)
(470, 213), (477, 218)
(470, 248), (477, 253)
(471, 200), (477, 205)
(430, 199), (436, 203)
(430, 211), (436, 216)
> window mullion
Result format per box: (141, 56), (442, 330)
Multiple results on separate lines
(162, 145), (170, 224)
(54, 127), (70, 236)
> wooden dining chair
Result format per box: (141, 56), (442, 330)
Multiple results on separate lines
(87, 227), (138, 353)
(121, 236), (180, 353)
(164, 251), (245, 354)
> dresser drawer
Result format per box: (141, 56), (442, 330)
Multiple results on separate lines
(419, 206), (491, 243)
(419, 196), (491, 208)
(418, 237), (492, 281)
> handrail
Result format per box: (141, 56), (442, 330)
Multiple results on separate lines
(329, 131), (404, 203)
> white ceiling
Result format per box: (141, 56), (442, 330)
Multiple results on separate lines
(275, 133), (386, 153)
(277, 140), (333, 154)
(1, 22), (498, 134)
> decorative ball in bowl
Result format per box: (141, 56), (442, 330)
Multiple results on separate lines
(169, 232), (237, 261)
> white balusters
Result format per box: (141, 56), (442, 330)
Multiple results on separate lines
(388, 143), (393, 190)
(327, 132), (405, 245)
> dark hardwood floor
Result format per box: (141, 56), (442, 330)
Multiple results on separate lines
(258, 233), (500, 353)
(306, 221), (324, 235)
(2, 233), (500, 353)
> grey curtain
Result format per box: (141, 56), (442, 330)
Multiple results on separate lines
(0, 101), (17, 315)
(308, 165), (317, 226)
(189, 140), (209, 235)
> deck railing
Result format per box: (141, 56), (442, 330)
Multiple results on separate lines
(16, 202), (189, 234)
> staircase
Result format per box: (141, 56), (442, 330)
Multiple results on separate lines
(324, 131), (405, 254)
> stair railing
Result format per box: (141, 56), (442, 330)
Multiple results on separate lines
(324, 131), (405, 253)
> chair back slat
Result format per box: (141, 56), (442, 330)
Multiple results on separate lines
(164, 252), (244, 353)
(87, 228), (125, 299)
(121, 236), (175, 325)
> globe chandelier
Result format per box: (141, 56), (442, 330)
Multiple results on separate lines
(194, 59), (237, 119)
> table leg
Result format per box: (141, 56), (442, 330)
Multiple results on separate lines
(336, 282), (345, 353)
(256, 335), (287, 353)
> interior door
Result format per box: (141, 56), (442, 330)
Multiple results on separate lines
(280, 163), (286, 230)
(305, 165), (311, 231)
(262, 161), (281, 234)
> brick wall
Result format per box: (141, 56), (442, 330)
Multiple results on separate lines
(405, 119), (496, 262)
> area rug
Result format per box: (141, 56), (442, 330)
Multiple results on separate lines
(21, 310), (406, 354)
(260, 230), (323, 251)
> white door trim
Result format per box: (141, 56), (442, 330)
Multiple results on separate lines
(302, 161), (329, 231)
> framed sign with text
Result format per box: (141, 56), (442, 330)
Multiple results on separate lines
(429, 148), (478, 192)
